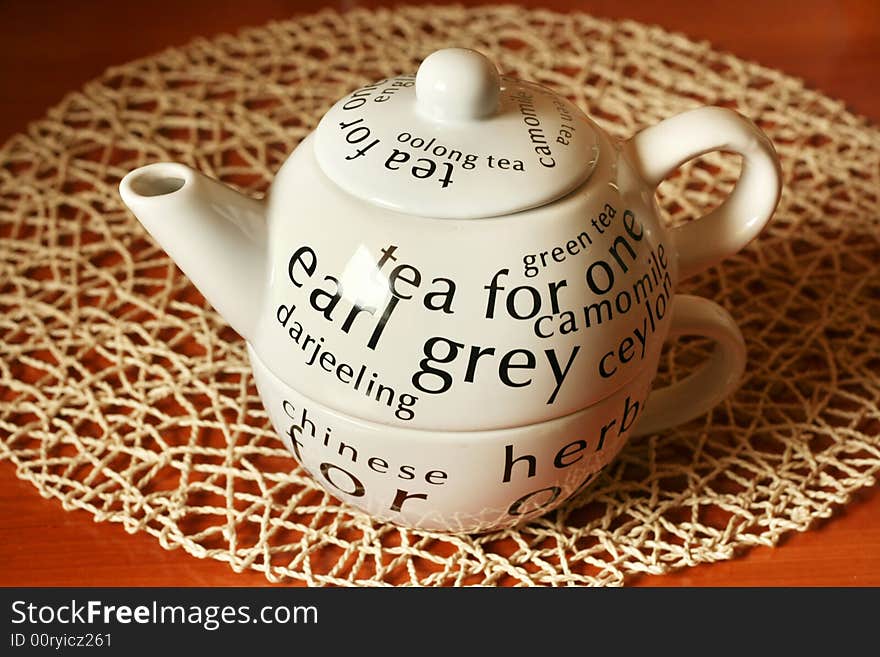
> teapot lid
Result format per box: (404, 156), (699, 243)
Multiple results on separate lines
(314, 49), (600, 219)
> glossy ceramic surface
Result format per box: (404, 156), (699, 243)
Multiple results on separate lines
(119, 48), (780, 532)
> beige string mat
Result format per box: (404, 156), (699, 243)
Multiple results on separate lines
(1, 5), (878, 586)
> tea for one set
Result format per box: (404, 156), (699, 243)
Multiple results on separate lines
(121, 48), (781, 533)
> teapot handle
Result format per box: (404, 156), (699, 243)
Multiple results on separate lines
(632, 294), (746, 437)
(623, 106), (782, 279)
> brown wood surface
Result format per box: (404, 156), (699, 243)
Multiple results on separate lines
(1, 0), (878, 587)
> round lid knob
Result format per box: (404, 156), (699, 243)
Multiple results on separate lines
(415, 48), (500, 121)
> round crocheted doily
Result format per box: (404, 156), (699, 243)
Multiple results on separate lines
(1, 5), (878, 586)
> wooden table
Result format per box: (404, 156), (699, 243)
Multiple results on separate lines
(1, 0), (878, 587)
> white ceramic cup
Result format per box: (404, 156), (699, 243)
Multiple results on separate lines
(250, 289), (745, 533)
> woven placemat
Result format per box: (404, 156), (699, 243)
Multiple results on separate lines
(1, 5), (878, 586)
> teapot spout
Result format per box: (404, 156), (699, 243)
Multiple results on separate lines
(120, 163), (267, 341)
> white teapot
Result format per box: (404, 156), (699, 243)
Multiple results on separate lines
(120, 49), (781, 533)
